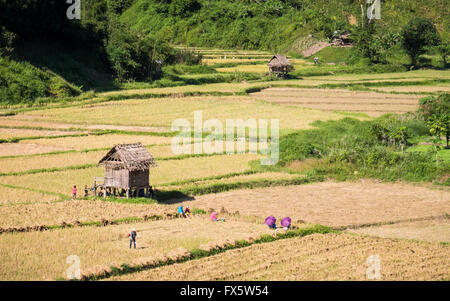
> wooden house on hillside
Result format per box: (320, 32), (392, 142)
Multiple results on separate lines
(267, 54), (294, 76)
(97, 143), (157, 198)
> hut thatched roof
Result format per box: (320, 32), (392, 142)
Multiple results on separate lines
(267, 54), (291, 68)
(99, 143), (157, 171)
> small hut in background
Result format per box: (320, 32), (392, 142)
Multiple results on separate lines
(96, 143), (157, 198)
(267, 54), (294, 76)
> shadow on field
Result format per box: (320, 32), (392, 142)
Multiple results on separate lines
(154, 189), (195, 204)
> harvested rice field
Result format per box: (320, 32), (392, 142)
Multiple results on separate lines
(250, 88), (423, 117)
(376, 85), (450, 93)
(18, 134), (173, 150)
(0, 142), (68, 157)
(0, 185), (60, 205)
(161, 172), (299, 191)
(0, 217), (271, 280)
(0, 143), (212, 173)
(185, 181), (450, 227)
(0, 200), (173, 228)
(0, 154), (261, 195)
(109, 233), (449, 281)
(0, 128), (82, 139)
(1, 44), (449, 283)
(350, 217), (450, 243)
(16, 96), (342, 129)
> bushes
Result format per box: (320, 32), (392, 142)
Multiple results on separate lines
(275, 115), (449, 183)
(0, 55), (81, 104)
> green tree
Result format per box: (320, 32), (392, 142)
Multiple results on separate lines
(401, 18), (441, 68)
(419, 94), (450, 149)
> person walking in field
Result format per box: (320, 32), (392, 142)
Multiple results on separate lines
(128, 228), (137, 249)
(84, 185), (88, 198)
(72, 185), (77, 199)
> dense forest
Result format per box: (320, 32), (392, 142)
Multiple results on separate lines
(0, 0), (448, 104)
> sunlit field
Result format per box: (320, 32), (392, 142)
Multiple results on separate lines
(0, 200), (174, 228)
(1, 43), (449, 283)
(0, 217), (271, 280)
(0, 184), (60, 205)
(109, 233), (449, 281)
(16, 96), (343, 129)
(18, 134), (173, 150)
(0, 154), (261, 195)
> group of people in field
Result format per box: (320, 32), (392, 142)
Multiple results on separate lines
(71, 185), (155, 199)
(71, 185), (90, 199)
(72, 186), (292, 248)
(265, 216), (291, 230)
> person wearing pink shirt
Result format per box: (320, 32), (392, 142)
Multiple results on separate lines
(210, 211), (217, 222)
(72, 185), (77, 199)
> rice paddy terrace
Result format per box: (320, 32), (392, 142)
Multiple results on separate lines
(0, 47), (449, 281)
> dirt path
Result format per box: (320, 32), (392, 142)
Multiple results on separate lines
(301, 42), (330, 57)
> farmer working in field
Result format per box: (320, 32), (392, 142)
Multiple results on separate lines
(84, 185), (88, 198)
(128, 228), (137, 249)
(177, 204), (185, 218)
(72, 185), (77, 199)
(210, 211), (217, 222)
(184, 206), (191, 217)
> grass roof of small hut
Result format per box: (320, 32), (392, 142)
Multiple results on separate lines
(99, 143), (157, 171)
(267, 54), (292, 67)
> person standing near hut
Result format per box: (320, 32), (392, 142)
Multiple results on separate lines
(128, 228), (137, 249)
(72, 185), (77, 199)
(84, 185), (89, 198)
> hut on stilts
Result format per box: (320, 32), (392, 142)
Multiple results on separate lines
(95, 143), (157, 198)
(267, 54), (294, 77)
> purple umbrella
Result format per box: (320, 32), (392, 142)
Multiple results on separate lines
(265, 216), (276, 227)
(281, 217), (291, 228)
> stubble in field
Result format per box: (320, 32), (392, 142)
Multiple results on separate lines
(186, 180), (450, 227)
(109, 233), (450, 281)
(0, 217), (270, 280)
(350, 217), (450, 243)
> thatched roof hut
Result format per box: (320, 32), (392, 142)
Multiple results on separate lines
(97, 143), (157, 197)
(267, 54), (294, 75)
(99, 143), (157, 171)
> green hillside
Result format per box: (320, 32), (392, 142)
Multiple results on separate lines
(0, 0), (448, 105)
(122, 0), (449, 52)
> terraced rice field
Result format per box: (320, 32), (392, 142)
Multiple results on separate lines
(0, 128), (82, 139)
(109, 233), (450, 281)
(0, 200), (173, 228)
(0, 49), (449, 282)
(0, 184), (60, 205)
(376, 85), (450, 93)
(185, 181), (450, 227)
(250, 88), (423, 117)
(0, 142), (68, 157)
(0, 144), (215, 173)
(0, 154), (261, 195)
(0, 217), (271, 280)
(350, 217), (450, 243)
(161, 172), (299, 191)
(13, 96), (342, 130)
(17, 134), (172, 150)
